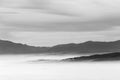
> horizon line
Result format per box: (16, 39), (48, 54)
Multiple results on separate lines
(0, 39), (120, 47)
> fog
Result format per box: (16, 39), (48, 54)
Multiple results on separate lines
(0, 54), (120, 80)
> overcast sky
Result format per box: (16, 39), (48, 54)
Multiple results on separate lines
(0, 0), (120, 46)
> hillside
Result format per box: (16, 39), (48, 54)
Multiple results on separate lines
(47, 40), (120, 53)
(63, 52), (120, 62)
(1, 39), (120, 54)
(0, 40), (48, 54)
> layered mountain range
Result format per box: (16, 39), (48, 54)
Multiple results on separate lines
(0, 39), (120, 54)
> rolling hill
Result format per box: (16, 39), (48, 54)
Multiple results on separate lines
(1, 39), (120, 54)
(63, 52), (120, 62)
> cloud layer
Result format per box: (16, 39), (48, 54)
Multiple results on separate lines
(0, 0), (120, 32)
(0, 0), (120, 46)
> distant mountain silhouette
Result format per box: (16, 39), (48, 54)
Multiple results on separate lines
(1, 39), (120, 54)
(63, 52), (120, 62)
(47, 40), (120, 54)
(0, 40), (48, 54)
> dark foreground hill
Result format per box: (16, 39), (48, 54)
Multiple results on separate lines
(63, 52), (120, 62)
(1, 39), (120, 54)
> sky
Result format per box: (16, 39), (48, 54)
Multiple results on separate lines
(0, 0), (120, 46)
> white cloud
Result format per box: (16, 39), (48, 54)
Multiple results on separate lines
(1, 0), (120, 17)
(5, 32), (101, 46)
(0, 26), (119, 46)
(1, 0), (120, 46)
(0, 0), (120, 32)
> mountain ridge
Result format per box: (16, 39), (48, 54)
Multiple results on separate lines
(0, 39), (49, 54)
(62, 52), (120, 62)
(1, 39), (120, 54)
(47, 40), (120, 53)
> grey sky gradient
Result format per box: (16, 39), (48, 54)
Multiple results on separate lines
(0, 0), (120, 46)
